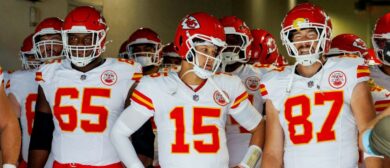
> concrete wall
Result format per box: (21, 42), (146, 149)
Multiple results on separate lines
(231, 0), (291, 58)
(102, 0), (232, 58)
(0, 0), (68, 70)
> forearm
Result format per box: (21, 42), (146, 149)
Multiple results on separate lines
(1, 118), (21, 165)
(249, 119), (265, 149)
(28, 111), (54, 168)
(110, 108), (152, 168)
(364, 157), (383, 168)
(28, 150), (49, 168)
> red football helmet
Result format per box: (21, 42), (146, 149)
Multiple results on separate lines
(281, 3), (332, 66)
(328, 34), (368, 58)
(20, 34), (41, 70)
(33, 17), (64, 61)
(127, 27), (162, 67)
(372, 13), (390, 66)
(174, 12), (226, 79)
(366, 48), (382, 65)
(161, 43), (181, 68)
(275, 55), (289, 67)
(62, 6), (107, 67)
(219, 16), (253, 65)
(118, 40), (129, 59)
(250, 29), (279, 65)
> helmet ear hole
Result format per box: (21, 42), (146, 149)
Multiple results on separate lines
(179, 36), (183, 47)
(187, 49), (195, 62)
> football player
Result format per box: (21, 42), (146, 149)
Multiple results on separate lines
(368, 12), (390, 167)
(28, 6), (154, 168)
(370, 13), (390, 112)
(250, 29), (279, 65)
(7, 34), (42, 168)
(219, 16), (265, 167)
(160, 43), (182, 72)
(32, 17), (64, 62)
(127, 28), (162, 75)
(250, 29), (286, 70)
(111, 12), (263, 168)
(8, 18), (63, 168)
(260, 3), (380, 168)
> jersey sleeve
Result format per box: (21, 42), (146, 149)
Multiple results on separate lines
(130, 62), (143, 82)
(229, 76), (262, 131)
(356, 64), (370, 83)
(126, 77), (156, 117)
(35, 60), (61, 85)
(7, 76), (21, 105)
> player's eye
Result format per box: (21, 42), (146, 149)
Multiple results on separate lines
(68, 36), (79, 45)
(83, 37), (93, 45)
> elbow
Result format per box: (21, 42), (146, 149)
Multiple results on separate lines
(110, 120), (135, 147)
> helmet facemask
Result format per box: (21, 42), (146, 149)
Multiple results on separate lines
(128, 42), (162, 67)
(222, 33), (251, 65)
(281, 22), (331, 66)
(162, 55), (182, 69)
(372, 35), (390, 66)
(63, 28), (106, 67)
(185, 35), (226, 79)
(20, 52), (41, 70)
(33, 32), (64, 62)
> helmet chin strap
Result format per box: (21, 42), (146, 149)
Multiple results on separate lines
(286, 59), (324, 93)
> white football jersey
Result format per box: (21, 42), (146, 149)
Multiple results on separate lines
(125, 72), (261, 168)
(3, 70), (10, 92)
(261, 57), (369, 168)
(369, 66), (390, 113)
(36, 58), (142, 166)
(7, 70), (38, 162)
(159, 65), (181, 73)
(226, 64), (272, 167)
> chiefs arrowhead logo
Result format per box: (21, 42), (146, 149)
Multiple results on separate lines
(328, 70), (347, 89)
(182, 16), (200, 30)
(266, 36), (277, 54)
(101, 70), (117, 86)
(213, 90), (229, 106)
(353, 38), (367, 50)
(245, 76), (261, 91)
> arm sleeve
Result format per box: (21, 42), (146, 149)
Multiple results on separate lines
(229, 79), (262, 131)
(29, 111), (54, 151)
(111, 79), (155, 167)
(110, 104), (154, 168)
